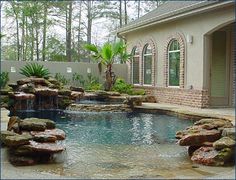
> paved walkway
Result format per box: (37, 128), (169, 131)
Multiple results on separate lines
(136, 103), (235, 124)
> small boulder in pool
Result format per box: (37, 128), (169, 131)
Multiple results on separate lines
(13, 140), (66, 155)
(30, 128), (66, 140)
(2, 116), (66, 166)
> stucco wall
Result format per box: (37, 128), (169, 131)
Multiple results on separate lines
(0, 61), (128, 84)
(125, 5), (234, 90)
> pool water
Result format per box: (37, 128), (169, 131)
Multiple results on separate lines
(15, 110), (193, 145)
(11, 110), (207, 179)
(4, 110), (235, 179)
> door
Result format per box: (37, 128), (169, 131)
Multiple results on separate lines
(210, 31), (230, 106)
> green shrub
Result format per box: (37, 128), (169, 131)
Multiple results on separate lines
(131, 89), (146, 95)
(85, 74), (103, 90)
(112, 78), (133, 94)
(0, 72), (9, 89)
(86, 83), (103, 90)
(112, 78), (146, 95)
(72, 73), (85, 87)
(54, 73), (70, 85)
(20, 63), (50, 78)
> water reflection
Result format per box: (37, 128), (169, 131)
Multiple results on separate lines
(142, 114), (153, 145)
(131, 117), (141, 143)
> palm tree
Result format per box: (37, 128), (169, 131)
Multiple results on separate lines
(84, 41), (131, 91)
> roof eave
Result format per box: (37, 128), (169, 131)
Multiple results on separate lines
(117, 1), (234, 36)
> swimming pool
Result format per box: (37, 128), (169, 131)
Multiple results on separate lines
(5, 111), (235, 179)
(11, 110), (199, 178)
(15, 110), (194, 145)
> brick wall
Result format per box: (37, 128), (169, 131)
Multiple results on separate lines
(134, 86), (210, 108)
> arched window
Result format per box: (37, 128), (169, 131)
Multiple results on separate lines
(131, 46), (140, 84)
(168, 40), (180, 86)
(143, 44), (152, 85)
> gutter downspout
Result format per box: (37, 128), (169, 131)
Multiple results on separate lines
(117, 32), (127, 44)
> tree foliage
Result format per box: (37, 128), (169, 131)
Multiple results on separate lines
(2, 1), (163, 62)
(84, 41), (131, 90)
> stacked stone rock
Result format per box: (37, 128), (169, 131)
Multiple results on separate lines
(7, 77), (84, 111)
(176, 118), (235, 166)
(1, 116), (66, 166)
(67, 91), (145, 112)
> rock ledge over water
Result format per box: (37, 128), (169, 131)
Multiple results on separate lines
(1, 117), (66, 166)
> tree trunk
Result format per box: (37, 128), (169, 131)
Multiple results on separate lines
(137, 0), (141, 18)
(66, 1), (72, 62)
(77, 1), (82, 62)
(119, 0), (122, 27)
(42, 3), (47, 61)
(30, 21), (34, 61)
(124, 0), (127, 25)
(87, 0), (92, 45)
(86, 0), (92, 62)
(11, 3), (20, 61)
(105, 64), (116, 91)
(35, 22), (39, 61)
(21, 15), (25, 61)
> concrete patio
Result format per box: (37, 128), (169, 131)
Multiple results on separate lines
(136, 103), (235, 124)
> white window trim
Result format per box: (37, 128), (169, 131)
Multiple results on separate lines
(168, 46), (180, 88)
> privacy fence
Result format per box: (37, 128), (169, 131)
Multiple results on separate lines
(1, 61), (128, 84)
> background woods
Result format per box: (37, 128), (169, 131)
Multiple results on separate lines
(1, 1), (164, 62)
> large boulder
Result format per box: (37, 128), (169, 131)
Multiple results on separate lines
(13, 140), (65, 155)
(9, 92), (35, 100)
(124, 95), (143, 107)
(191, 147), (234, 166)
(23, 118), (56, 129)
(30, 128), (66, 140)
(29, 77), (47, 85)
(194, 118), (233, 129)
(0, 89), (11, 95)
(70, 86), (84, 93)
(7, 116), (21, 131)
(0, 130), (18, 145)
(175, 126), (203, 139)
(106, 91), (121, 96)
(213, 137), (235, 150)
(8, 83), (18, 91)
(19, 121), (46, 131)
(70, 91), (84, 100)
(9, 155), (37, 166)
(178, 129), (221, 146)
(58, 89), (72, 96)
(35, 87), (58, 96)
(3, 134), (32, 147)
(19, 83), (35, 94)
(58, 96), (73, 109)
(222, 128), (235, 140)
(17, 78), (31, 85)
(33, 134), (57, 143)
(143, 95), (157, 103)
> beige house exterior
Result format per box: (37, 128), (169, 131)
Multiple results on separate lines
(117, 1), (235, 108)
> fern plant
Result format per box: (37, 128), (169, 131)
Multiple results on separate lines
(0, 72), (9, 89)
(20, 63), (50, 78)
(55, 73), (70, 85)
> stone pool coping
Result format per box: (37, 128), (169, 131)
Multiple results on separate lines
(135, 103), (235, 124)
